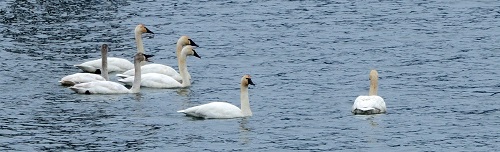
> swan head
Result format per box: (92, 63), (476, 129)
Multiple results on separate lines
(134, 52), (149, 63)
(241, 74), (255, 87)
(135, 24), (154, 34)
(181, 45), (201, 58)
(178, 36), (198, 47)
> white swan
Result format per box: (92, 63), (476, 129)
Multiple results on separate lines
(69, 53), (147, 94)
(117, 45), (200, 88)
(352, 69), (386, 115)
(177, 74), (255, 119)
(74, 24), (154, 73)
(60, 44), (110, 86)
(116, 36), (198, 82)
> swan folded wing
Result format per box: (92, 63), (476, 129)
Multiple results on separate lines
(118, 73), (181, 88)
(352, 96), (386, 114)
(70, 81), (129, 94)
(116, 64), (181, 81)
(178, 102), (243, 119)
(60, 73), (106, 85)
(75, 57), (133, 73)
(141, 73), (182, 88)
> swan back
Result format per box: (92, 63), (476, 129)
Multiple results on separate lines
(352, 96), (386, 115)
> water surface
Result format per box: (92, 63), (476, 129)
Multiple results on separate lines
(0, 0), (499, 151)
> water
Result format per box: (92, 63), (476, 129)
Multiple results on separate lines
(0, 0), (499, 151)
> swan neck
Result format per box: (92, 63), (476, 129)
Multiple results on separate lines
(240, 85), (252, 116)
(175, 43), (183, 59)
(369, 78), (378, 96)
(101, 48), (109, 81)
(178, 53), (191, 87)
(130, 59), (142, 93)
(135, 31), (145, 54)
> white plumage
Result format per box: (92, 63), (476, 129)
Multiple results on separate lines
(116, 36), (198, 82)
(178, 75), (255, 119)
(352, 70), (387, 115)
(60, 44), (110, 86)
(69, 53), (147, 94)
(74, 24), (154, 73)
(118, 45), (200, 88)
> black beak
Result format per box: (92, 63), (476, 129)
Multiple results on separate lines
(145, 27), (154, 34)
(189, 39), (199, 47)
(247, 78), (255, 85)
(144, 54), (155, 62)
(94, 69), (102, 74)
(193, 50), (201, 58)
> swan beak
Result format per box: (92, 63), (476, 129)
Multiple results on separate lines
(193, 50), (201, 58)
(145, 27), (154, 34)
(144, 54), (155, 62)
(247, 78), (255, 86)
(188, 39), (199, 47)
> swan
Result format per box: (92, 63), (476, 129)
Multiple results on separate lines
(117, 45), (200, 88)
(69, 52), (148, 94)
(115, 36), (199, 82)
(60, 44), (110, 86)
(352, 69), (386, 115)
(177, 74), (255, 119)
(74, 24), (154, 73)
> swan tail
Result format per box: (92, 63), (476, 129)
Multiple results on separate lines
(177, 110), (186, 113)
(74, 65), (96, 73)
(60, 80), (76, 86)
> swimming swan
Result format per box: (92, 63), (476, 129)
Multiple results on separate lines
(117, 45), (200, 88)
(177, 74), (255, 119)
(352, 70), (386, 115)
(74, 24), (154, 73)
(69, 53), (148, 94)
(60, 44), (110, 86)
(116, 36), (198, 82)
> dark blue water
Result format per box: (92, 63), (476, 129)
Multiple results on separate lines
(1, 0), (499, 151)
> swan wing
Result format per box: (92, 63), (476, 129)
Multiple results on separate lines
(60, 73), (106, 86)
(116, 64), (181, 81)
(352, 96), (386, 114)
(75, 57), (133, 73)
(178, 102), (243, 119)
(69, 81), (129, 94)
(118, 73), (182, 88)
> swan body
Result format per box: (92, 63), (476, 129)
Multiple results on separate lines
(118, 45), (200, 88)
(60, 44), (110, 86)
(116, 36), (198, 81)
(352, 70), (387, 115)
(74, 24), (154, 73)
(178, 75), (255, 119)
(69, 53), (147, 94)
